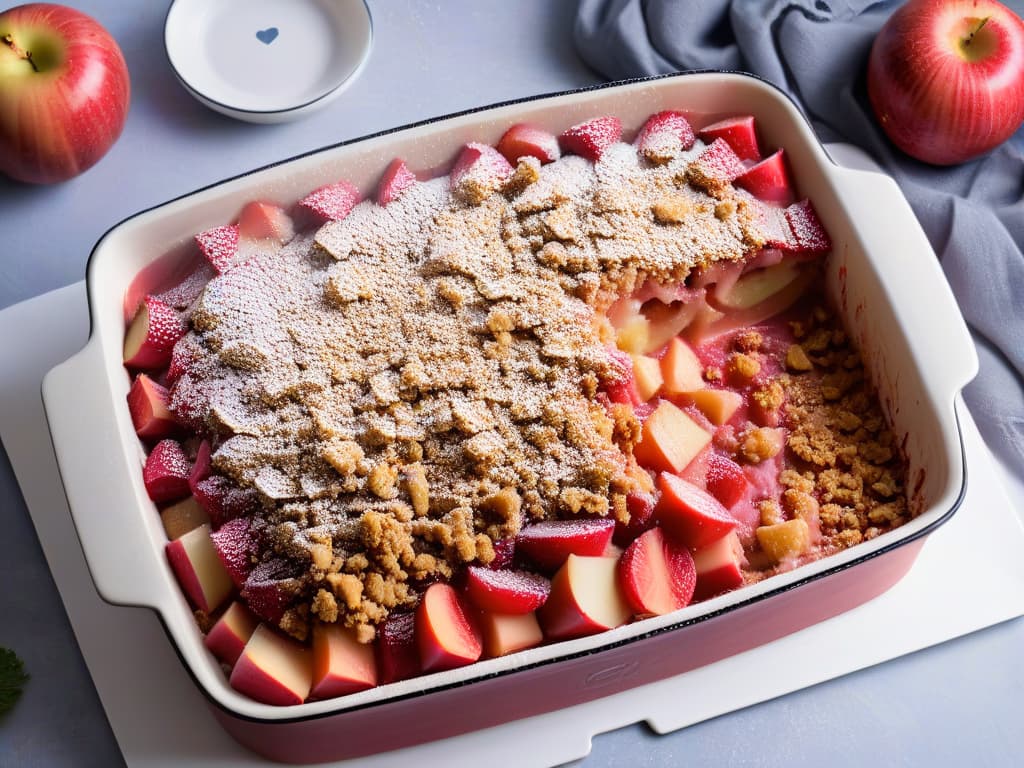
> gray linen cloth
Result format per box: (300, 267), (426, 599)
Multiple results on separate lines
(575, 0), (1024, 477)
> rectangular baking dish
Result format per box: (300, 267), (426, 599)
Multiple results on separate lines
(41, 72), (977, 764)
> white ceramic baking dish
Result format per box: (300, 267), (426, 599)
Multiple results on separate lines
(41, 72), (977, 764)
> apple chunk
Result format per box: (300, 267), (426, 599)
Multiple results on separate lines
(539, 555), (632, 641)
(515, 518), (616, 573)
(127, 374), (178, 440)
(237, 201), (295, 244)
(712, 260), (802, 311)
(464, 566), (550, 614)
(205, 600), (258, 667)
(660, 337), (705, 394)
(310, 624), (377, 700)
(631, 354), (663, 400)
(416, 583), (482, 673)
(230, 624), (312, 706)
(655, 473), (738, 549)
(159, 495), (209, 540)
(756, 519), (811, 563)
(618, 527), (696, 618)
(480, 611), (544, 658)
(123, 295), (186, 370)
(165, 524), (233, 613)
(633, 400), (712, 474)
(688, 389), (743, 426)
(377, 611), (420, 684)
(692, 531), (746, 600)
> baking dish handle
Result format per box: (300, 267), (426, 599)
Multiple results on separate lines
(826, 163), (979, 393)
(43, 340), (174, 611)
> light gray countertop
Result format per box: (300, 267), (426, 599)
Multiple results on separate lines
(1, 2), (1021, 766)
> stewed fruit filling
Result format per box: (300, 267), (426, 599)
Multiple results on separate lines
(123, 111), (909, 706)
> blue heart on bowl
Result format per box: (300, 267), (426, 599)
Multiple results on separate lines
(256, 27), (279, 45)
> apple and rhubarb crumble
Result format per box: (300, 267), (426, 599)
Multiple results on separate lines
(123, 111), (909, 705)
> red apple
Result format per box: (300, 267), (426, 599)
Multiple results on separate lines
(310, 624), (377, 700)
(127, 373), (178, 440)
(479, 611), (544, 658)
(205, 600), (259, 667)
(376, 611), (420, 684)
(230, 624), (311, 706)
(165, 524), (233, 614)
(0, 3), (130, 184)
(464, 566), (550, 614)
(692, 530), (746, 600)
(538, 555), (631, 641)
(655, 472), (738, 549)
(416, 583), (482, 673)
(618, 527), (697, 618)
(867, 0), (1024, 165)
(159, 495), (209, 540)
(514, 518), (616, 573)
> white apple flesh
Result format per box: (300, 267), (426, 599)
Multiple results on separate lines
(868, 0), (1024, 165)
(0, 3), (130, 183)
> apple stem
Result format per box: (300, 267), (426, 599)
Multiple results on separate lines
(963, 16), (990, 48)
(1, 33), (39, 73)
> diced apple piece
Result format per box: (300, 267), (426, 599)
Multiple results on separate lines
(615, 314), (651, 354)
(515, 518), (616, 573)
(538, 555), (631, 641)
(299, 180), (362, 222)
(123, 296), (186, 370)
(205, 600), (258, 667)
(480, 611), (544, 658)
(705, 453), (749, 508)
(635, 110), (696, 164)
(238, 202), (295, 244)
(736, 149), (794, 206)
(377, 158), (417, 206)
(193, 475), (259, 528)
(712, 261), (802, 311)
(377, 611), (420, 684)
(310, 624), (377, 700)
(677, 443), (712, 489)
(698, 115), (761, 162)
(230, 624), (312, 706)
(241, 559), (299, 624)
(558, 116), (622, 161)
(660, 337), (705, 394)
(127, 373), (178, 440)
(633, 400), (712, 474)
(618, 527), (697, 618)
(496, 123), (561, 165)
(160, 496), (210, 540)
(195, 224), (240, 274)
(210, 517), (256, 588)
(640, 299), (702, 354)
(486, 538), (516, 570)
(688, 138), (746, 186)
(450, 142), (514, 204)
(784, 199), (832, 254)
(166, 524), (233, 613)
(655, 472), (737, 549)
(692, 530), (746, 600)
(756, 519), (811, 563)
(688, 389), (743, 426)
(464, 567), (550, 614)
(143, 439), (192, 503)
(416, 583), (482, 673)
(631, 355), (663, 400)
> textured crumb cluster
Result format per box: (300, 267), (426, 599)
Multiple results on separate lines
(169, 139), (773, 640)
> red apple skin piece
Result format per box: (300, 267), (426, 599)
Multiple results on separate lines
(867, 0), (1024, 166)
(0, 4), (130, 184)
(310, 624), (377, 700)
(416, 583), (483, 674)
(632, 400), (712, 474)
(689, 138), (747, 184)
(299, 180), (362, 222)
(230, 624), (312, 706)
(143, 438), (192, 503)
(237, 202), (295, 244)
(705, 453), (749, 509)
(376, 158), (417, 206)
(166, 523), (233, 613)
(241, 559), (298, 624)
(480, 611), (544, 658)
(464, 566), (551, 614)
(514, 518), (616, 573)
(784, 199), (832, 254)
(538, 555), (632, 641)
(613, 491), (657, 547)
(205, 600), (259, 667)
(618, 527), (697, 617)
(449, 142), (514, 201)
(496, 123), (561, 165)
(193, 475), (259, 528)
(698, 115), (761, 162)
(635, 110), (696, 163)
(194, 224), (240, 274)
(123, 296), (186, 370)
(558, 116), (622, 161)
(127, 373), (178, 440)
(692, 530), (746, 601)
(210, 517), (256, 588)
(377, 611), (421, 684)
(655, 472), (738, 550)
(735, 149), (794, 206)
(486, 537), (516, 570)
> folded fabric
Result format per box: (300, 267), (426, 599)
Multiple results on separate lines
(574, 0), (1024, 477)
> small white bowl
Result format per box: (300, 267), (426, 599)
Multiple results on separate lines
(164, 0), (372, 123)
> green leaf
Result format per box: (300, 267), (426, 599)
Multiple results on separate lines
(0, 647), (29, 716)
